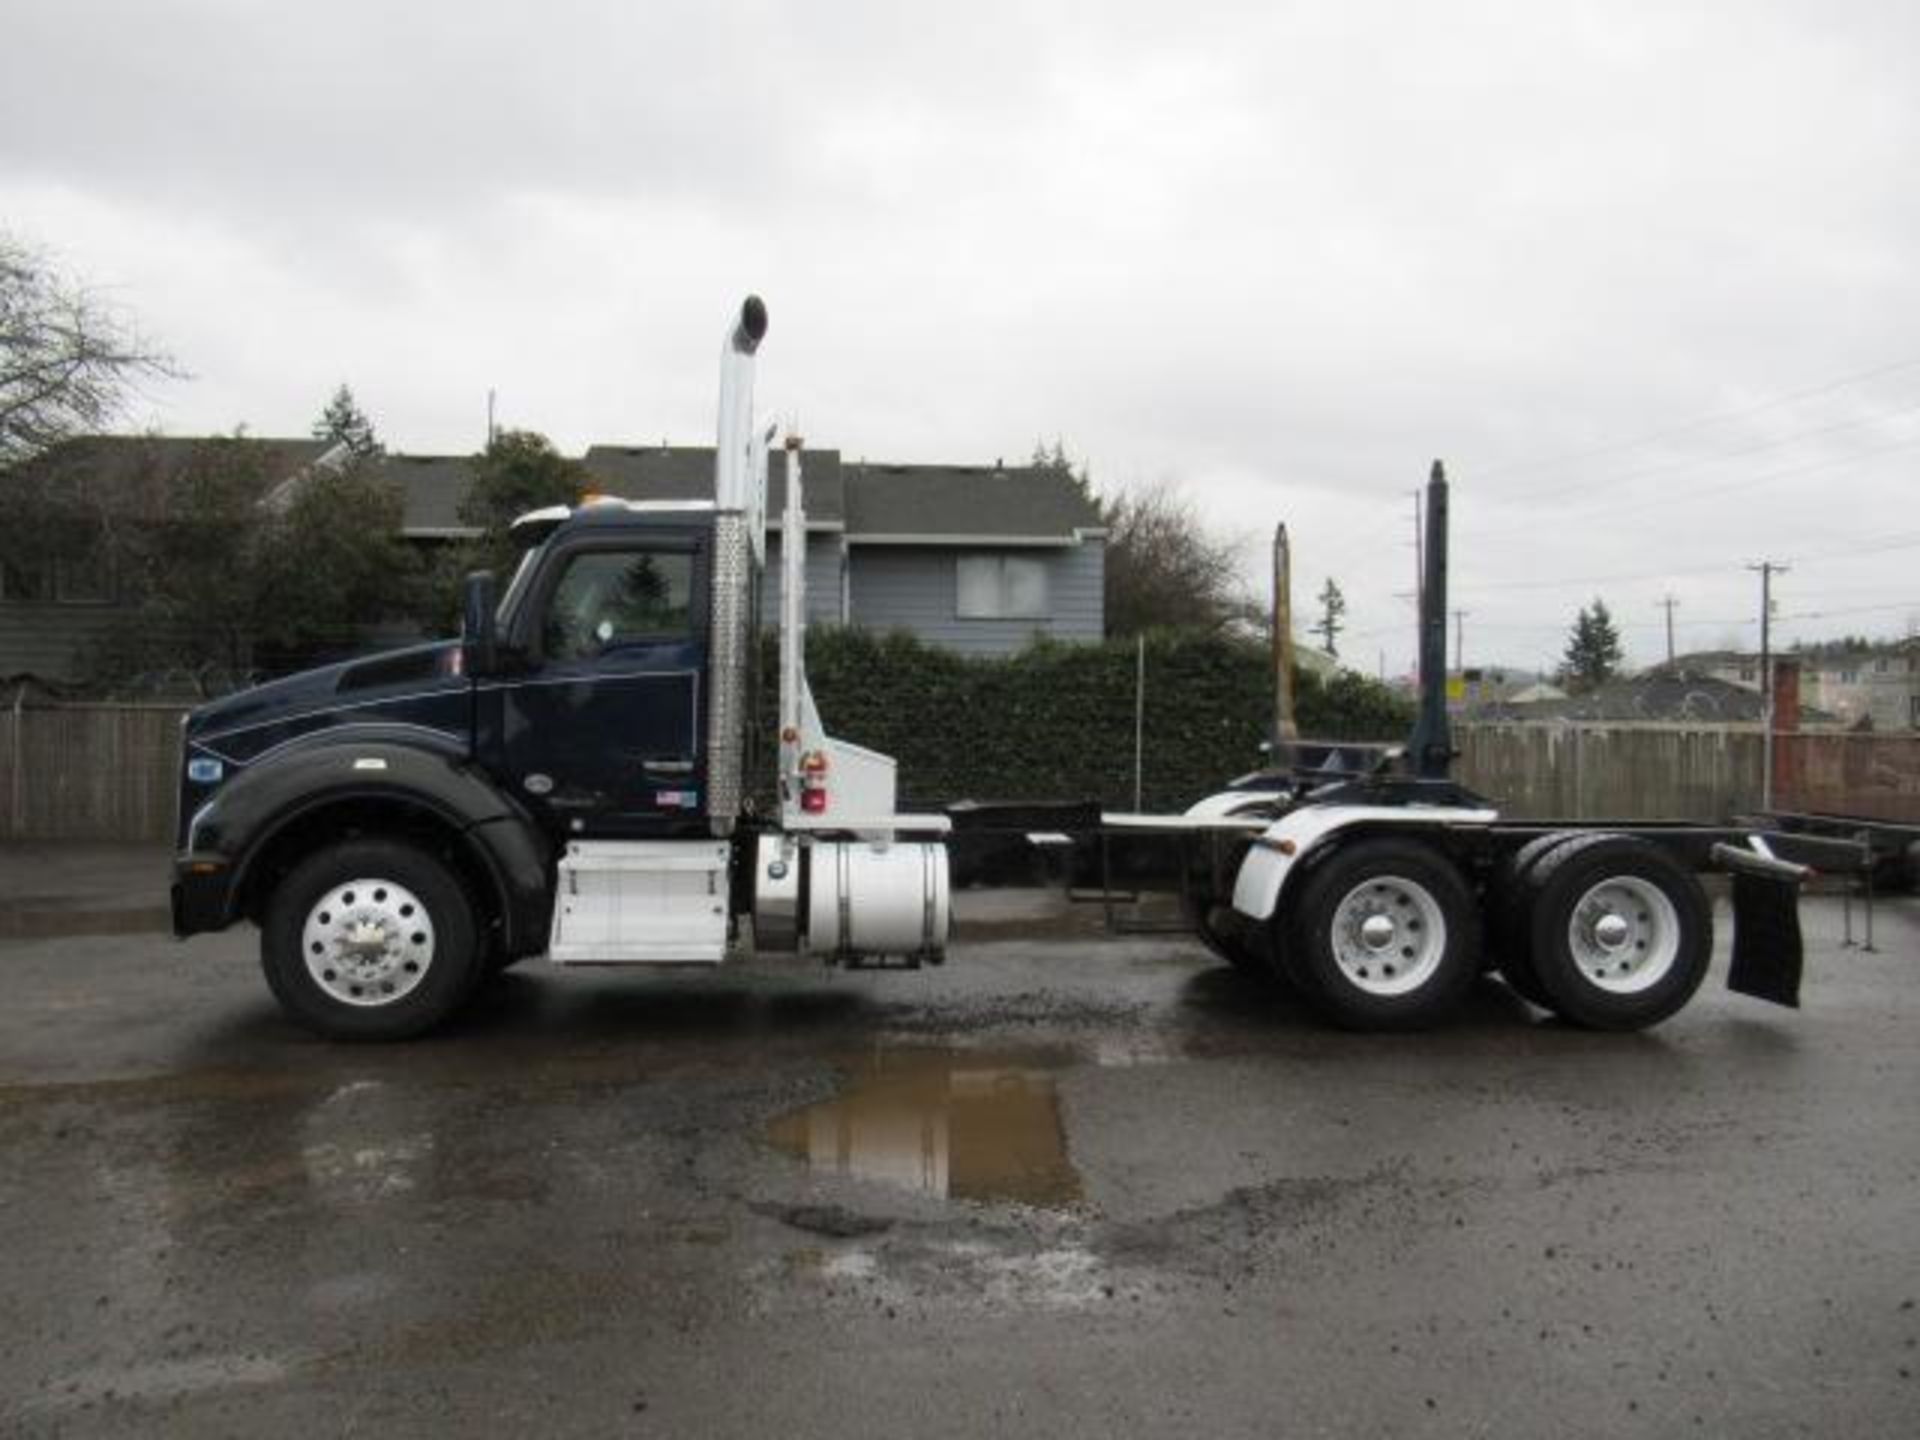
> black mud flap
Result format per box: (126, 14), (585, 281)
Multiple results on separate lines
(1726, 870), (1804, 1009)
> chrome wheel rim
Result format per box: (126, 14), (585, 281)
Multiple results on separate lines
(301, 878), (435, 1007)
(1567, 876), (1679, 994)
(1330, 876), (1447, 996)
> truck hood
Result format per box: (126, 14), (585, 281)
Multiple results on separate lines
(184, 641), (463, 749)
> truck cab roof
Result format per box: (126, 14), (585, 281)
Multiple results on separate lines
(510, 496), (718, 547)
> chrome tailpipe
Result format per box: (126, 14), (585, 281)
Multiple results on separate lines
(707, 295), (768, 835)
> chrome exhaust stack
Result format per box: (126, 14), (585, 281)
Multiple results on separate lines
(707, 295), (769, 836)
(1406, 459), (1454, 780)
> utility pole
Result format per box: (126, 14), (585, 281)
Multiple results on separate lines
(1749, 562), (1788, 808)
(486, 388), (498, 449)
(1452, 609), (1468, 674)
(1657, 594), (1679, 666)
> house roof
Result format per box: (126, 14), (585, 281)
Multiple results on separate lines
(582, 445), (847, 528)
(1469, 671), (1837, 724)
(841, 462), (1104, 544)
(25, 435), (1108, 547)
(1658, 650), (1758, 672)
(375, 453), (481, 534)
(5, 435), (332, 520)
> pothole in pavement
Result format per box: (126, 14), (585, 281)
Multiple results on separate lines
(764, 1046), (1085, 1209)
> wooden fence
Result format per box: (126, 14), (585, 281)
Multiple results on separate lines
(1774, 731), (1920, 824)
(1455, 722), (1766, 821)
(1, 703), (1914, 842)
(2, 702), (188, 842)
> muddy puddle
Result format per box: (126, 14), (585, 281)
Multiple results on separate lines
(0, 904), (172, 939)
(766, 1047), (1083, 1208)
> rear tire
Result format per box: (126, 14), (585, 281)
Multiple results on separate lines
(261, 839), (485, 1041)
(1282, 838), (1479, 1030)
(1522, 835), (1712, 1031)
(1487, 832), (1573, 1007)
(1196, 911), (1267, 978)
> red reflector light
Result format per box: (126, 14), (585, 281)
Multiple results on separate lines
(800, 789), (828, 814)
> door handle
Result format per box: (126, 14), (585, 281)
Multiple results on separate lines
(641, 757), (696, 776)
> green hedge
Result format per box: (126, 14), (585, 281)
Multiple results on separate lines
(761, 629), (1414, 811)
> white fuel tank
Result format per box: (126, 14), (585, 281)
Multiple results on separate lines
(805, 840), (950, 961)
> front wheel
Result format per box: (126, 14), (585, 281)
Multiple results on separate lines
(260, 839), (485, 1041)
(1282, 838), (1479, 1030)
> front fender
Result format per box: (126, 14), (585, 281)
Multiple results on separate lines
(1230, 804), (1499, 922)
(176, 739), (551, 952)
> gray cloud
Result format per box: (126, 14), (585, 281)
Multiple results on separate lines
(5, 0), (1917, 674)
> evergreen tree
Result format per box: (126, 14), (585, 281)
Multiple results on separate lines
(1559, 598), (1624, 692)
(1314, 578), (1347, 657)
(312, 383), (381, 460)
(1029, 437), (1094, 500)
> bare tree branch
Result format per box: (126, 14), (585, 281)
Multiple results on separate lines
(0, 232), (179, 470)
(1101, 478), (1248, 637)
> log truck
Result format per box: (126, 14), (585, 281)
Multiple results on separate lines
(171, 297), (1816, 1038)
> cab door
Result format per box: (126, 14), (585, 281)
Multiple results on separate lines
(481, 532), (709, 839)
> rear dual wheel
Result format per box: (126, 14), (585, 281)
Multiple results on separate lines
(1196, 910), (1268, 978)
(1519, 835), (1712, 1031)
(1487, 833), (1567, 1005)
(1281, 838), (1480, 1030)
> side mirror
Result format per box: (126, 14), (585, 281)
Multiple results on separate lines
(461, 570), (499, 677)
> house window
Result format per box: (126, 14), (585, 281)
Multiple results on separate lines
(0, 558), (51, 603)
(53, 551), (114, 605)
(956, 555), (1049, 620)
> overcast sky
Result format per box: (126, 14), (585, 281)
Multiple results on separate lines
(4, 0), (1917, 677)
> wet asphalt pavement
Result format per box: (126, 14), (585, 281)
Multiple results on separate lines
(1, 847), (1918, 1438)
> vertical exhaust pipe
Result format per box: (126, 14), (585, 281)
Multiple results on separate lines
(1406, 460), (1453, 780)
(1271, 523), (1299, 747)
(707, 295), (769, 835)
(714, 295), (768, 510)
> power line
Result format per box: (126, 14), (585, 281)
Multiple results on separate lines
(1291, 413), (1920, 578)
(1474, 355), (1920, 481)
(1460, 430), (1920, 545)
(1481, 394), (1920, 507)
(1455, 531), (1920, 596)
(1401, 598), (1920, 634)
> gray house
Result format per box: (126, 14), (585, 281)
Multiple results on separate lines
(394, 444), (1106, 656)
(576, 446), (1106, 656)
(2, 436), (1106, 684)
(0, 434), (333, 686)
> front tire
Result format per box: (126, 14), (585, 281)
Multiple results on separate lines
(261, 839), (485, 1041)
(1282, 838), (1479, 1030)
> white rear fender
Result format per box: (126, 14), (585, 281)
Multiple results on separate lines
(1230, 804), (1498, 922)
(1184, 787), (1287, 820)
